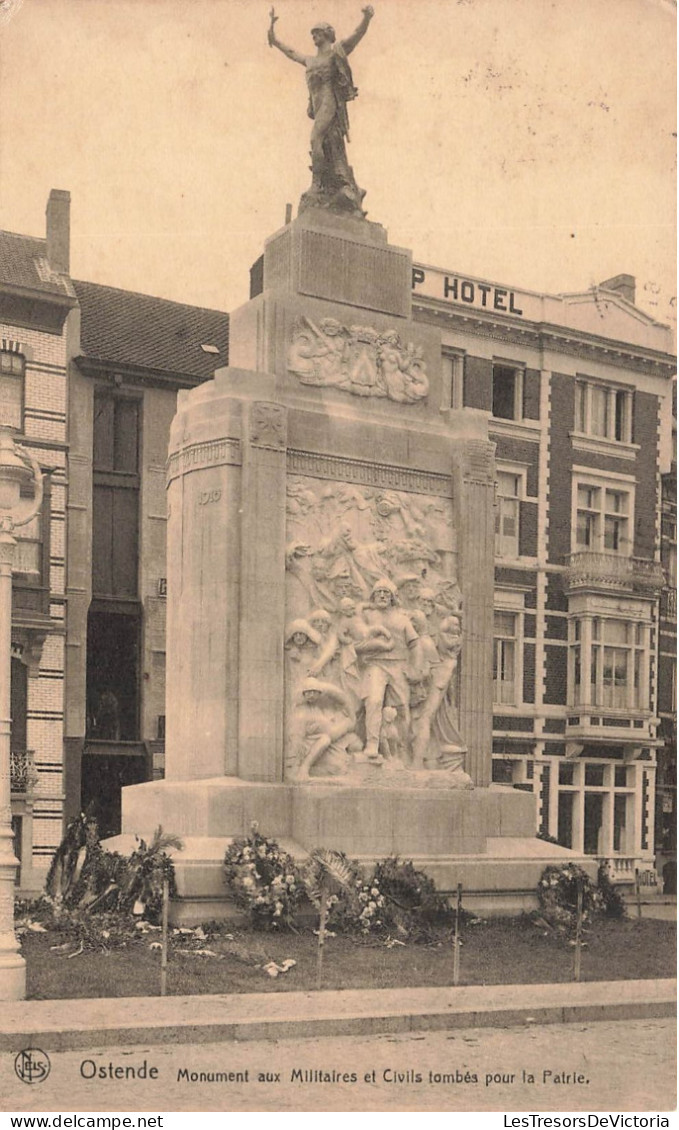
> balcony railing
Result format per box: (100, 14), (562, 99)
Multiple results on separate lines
(565, 552), (666, 595)
(10, 749), (38, 794)
(598, 857), (658, 886)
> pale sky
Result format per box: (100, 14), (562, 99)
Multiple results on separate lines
(0, 0), (676, 330)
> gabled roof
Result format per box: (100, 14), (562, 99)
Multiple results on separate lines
(73, 279), (229, 380)
(0, 230), (76, 299)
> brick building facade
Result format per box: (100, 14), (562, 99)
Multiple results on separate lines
(2, 193), (228, 887)
(656, 391), (676, 892)
(63, 279), (229, 835)
(1, 191), (76, 886)
(413, 266), (675, 883)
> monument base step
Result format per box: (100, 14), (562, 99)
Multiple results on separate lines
(105, 832), (598, 924)
(119, 776), (535, 858)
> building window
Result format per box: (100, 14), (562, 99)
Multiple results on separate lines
(495, 470), (523, 558)
(12, 473), (50, 616)
(14, 491), (43, 576)
(575, 482), (632, 555)
(92, 391), (140, 599)
(569, 616), (649, 713)
(591, 618), (647, 710)
(10, 656), (28, 754)
(492, 364), (523, 421)
(0, 351), (25, 431)
(93, 393), (139, 474)
(575, 379), (632, 443)
(570, 619), (583, 704)
(493, 611), (518, 704)
(613, 793), (629, 853)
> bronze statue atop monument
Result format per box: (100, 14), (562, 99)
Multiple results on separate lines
(268, 5), (374, 218)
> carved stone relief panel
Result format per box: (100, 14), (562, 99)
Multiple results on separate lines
(288, 316), (429, 404)
(284, 474), (470, 789)
(250, 402), (287, 450)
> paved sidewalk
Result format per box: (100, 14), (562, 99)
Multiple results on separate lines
(1, 979), (675, 1052)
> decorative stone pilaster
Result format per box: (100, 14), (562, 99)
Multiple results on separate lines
(237, 402), (288, 782)
(451, 435), (496, 787)
(164, 428), (243, 781)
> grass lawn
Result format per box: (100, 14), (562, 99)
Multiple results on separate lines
(21, 916), (676, 1000)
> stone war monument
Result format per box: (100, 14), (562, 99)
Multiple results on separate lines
(116, 7), (590, 920)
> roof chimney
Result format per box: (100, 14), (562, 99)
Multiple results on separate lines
(600, 273), (635, 305)
(46, 189), (70, 274)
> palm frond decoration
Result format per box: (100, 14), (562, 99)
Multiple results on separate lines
(302, 848), (357, 991)
(144, 827), (184, 856)
(302, 848), (355, 907)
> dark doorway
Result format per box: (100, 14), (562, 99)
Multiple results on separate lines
(557, 791), (574, 849)
(86, 608), (140, 741)
(10, 656), (28, 752)
(584, 793), (604, 855)
(81, 754), (148, 837)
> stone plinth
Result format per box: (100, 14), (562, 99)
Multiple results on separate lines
(261, 210), (412, 318)
(116, 778), (596, 921)
(122, 776), (532, 854)
(117, 776), (558, 920)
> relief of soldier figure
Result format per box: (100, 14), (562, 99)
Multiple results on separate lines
(284, 477), (470, 787)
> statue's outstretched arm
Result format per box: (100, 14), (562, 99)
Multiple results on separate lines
(268, 8), (306, 65)
(341, 5), (374, 55)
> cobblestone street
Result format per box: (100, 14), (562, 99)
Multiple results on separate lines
(3, 1018), (675, 1113)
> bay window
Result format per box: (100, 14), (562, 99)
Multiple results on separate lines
(569, 615), (649, 712)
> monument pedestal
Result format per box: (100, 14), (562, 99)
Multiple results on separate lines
(116, 210), (595, 919)
(114, 776), (594, 922)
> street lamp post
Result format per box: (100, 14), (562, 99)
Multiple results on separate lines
(0, 425), (42, 1000)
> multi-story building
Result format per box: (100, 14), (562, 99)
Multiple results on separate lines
(412, 265), (675, 883)
(63, 278), (229, 835)
(656, 388), (676, 892)
(1, 190), (77, 888)
(3, 192), (229, 888)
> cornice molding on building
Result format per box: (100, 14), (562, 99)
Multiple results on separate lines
(2, 434), (68, 453)
(569, 432), (640, 462)
(73, 355), (208, 391)
(412, 299), (677, 379)
(0, 282), (77, 309)
(488, 417), (542, 442)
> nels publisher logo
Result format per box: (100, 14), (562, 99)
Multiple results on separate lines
(15, 1048), (51, 1085)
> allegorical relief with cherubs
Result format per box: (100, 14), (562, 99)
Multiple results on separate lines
(284, 476), (471, 789)
(288, 316), (429, 404)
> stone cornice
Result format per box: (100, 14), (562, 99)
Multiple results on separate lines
(74, 355), (208, 391)
(413, 299), (676, 378)
(0, 282), (76, 309)
(287, 448), (452, 496)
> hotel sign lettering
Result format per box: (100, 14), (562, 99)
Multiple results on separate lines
(412, 266), (543, 321)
